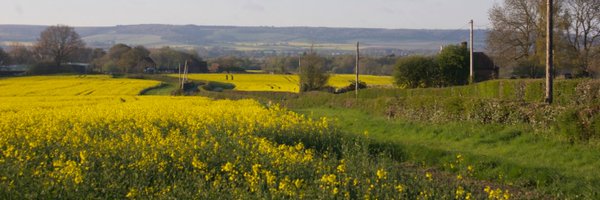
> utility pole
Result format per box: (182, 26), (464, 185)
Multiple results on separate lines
(181, 60), (189, 90)
(545, 0), (554, 104)
(298, 53), (302, 92)
(355, 42), (360, 99)
(469, 19), (474, 84)
(178, 63), (182, 90)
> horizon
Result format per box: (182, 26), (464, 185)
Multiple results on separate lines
(0, 23), (491, 31)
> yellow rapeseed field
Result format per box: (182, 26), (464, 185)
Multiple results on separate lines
(0, 75), (488, 199)
(0, 95), (413, 199)
(0, 75), (160, 96)
(176, 74), (393, 93)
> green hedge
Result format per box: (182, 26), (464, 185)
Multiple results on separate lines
(354, 79), (600, 106)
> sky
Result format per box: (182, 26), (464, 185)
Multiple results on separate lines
(1, 0), (498, 29)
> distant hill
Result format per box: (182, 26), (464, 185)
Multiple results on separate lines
(0, 24), (488, 53)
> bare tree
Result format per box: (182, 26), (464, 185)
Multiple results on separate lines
(8, 43), (35, 65)
(34, 25), (85, 66)
(0, 48), (10, 66)
(563, 0), (600, 76)
(488, 0), (578, 77)
(488, 0), (543, 68)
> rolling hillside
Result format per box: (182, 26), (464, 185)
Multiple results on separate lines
(0, 24), (488, 53)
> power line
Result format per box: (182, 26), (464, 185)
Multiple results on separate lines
(436, 23), (471, 43)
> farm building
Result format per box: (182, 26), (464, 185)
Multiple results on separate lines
(473, 52), (499, 82)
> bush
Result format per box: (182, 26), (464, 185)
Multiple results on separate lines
(393, 55), (437, 88)
(299, 52), (329, 92)
(436, 44), (469, 86)
(556, 109), (587, 142)
(27, 62), (78, 75)
(592, 116), (600, 139)
(202, 81), (236, 92)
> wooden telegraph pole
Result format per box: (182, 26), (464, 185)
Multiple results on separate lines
(178, 63), (182, 90)
(182, 60), (189, 90)
(469, 20), (474, 84)
(355, 42), (360, 99)
(545, 0), (554, 104)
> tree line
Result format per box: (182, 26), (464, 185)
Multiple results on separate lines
(488, 0), (600, 78)
(0, 25), (209, 74)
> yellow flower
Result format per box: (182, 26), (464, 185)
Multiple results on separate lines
(455, 186), (465, 199)
(221, 162), (234, 172)
(425, 172), (433, 181)
(376, 169), (388, 180)
(293, 179), (303, 189)
(503, 190), (511, 200)
(395, 184), (405, 193)
(332, 187), (339, 195)
(320, 174), (337, 184)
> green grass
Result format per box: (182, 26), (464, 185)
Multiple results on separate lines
(140, 83), (177, 95)
(295, 107), (600, 198)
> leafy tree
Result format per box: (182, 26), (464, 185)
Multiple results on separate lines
(94, 44), (155, 73)
(34, 25), (85, 66)
(393, 55), (437, 88)
(299, 52), (329, 92)
(118, 46), (152, 73)
(436, 44), (469, 86)
(97, 44), (132, 73)
(107, 44), (132, 61)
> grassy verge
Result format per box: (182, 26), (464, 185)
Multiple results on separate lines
(295, 107), (600, 198)
(135, 75), (600, 198)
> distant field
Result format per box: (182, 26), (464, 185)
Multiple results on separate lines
(177, 74), (394, 93)
(0, 75), (160, 96)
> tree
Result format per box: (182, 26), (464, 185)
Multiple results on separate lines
(393, 55), (437, 88)
(330, 55), (355, 74)
(93, 44), (156, 74)
(488, 0), (544, 68)
(563, 0), (600, 76)
(436, 44), (469, 86)
(34, 25), (85, 66)
(8, 43), (35, 65)
(95, 44), (131, 73)
(488, 0), (600, 77)
(0, 48), (10, 66)
(150, 47), (208, 73)
(299, 52), (329, 92)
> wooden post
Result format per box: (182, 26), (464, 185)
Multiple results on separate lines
(545, 0), (554, 104)
(182, 60), (188, 90)
(298, 53), (302, 92)
(184, 60), (189, 82)
(355, 42), (360, 99)
(469, 20), (474, 84)
(178, 63), (182, 90)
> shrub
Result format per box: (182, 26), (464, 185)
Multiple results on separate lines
(299, 52), (329, 92)
(556, 109), (587, 142)
(202, 81), (236, 92)
(27, 62), (77, 75)
(393, 55), (437, 88)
